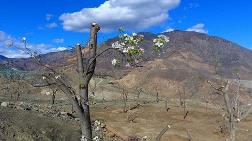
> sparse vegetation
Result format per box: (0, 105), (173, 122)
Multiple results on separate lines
(1, 22), (252, 141)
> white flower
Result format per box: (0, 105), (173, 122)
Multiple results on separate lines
(128, 46), (134, 49)
(122, 48), (128, 53)
(81, 135), (86, 141)
(123, 33), (128, 37)
(111, 59), (119, 66)
(153, 39), (157, 43)
(42, 76), (46, 80)
(94, 120), (101, 125)
(112, 41), (123, 49)
(45, 92), (51, 96)
(132, 33), (137, 36)
(236, 118), (241, 122)
(93, 136), (100, 141)
(155, 42), (163, 47)
(55, 75), (61, 79)
(158, 35), (170, 42)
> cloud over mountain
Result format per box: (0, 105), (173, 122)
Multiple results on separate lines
(60, 0), (181, 32)
(186, 23), (208, 34)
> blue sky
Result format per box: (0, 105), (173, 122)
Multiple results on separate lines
(0, 0), (251, 58)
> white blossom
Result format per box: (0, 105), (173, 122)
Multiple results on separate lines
(111, 59), (119, 66)
(155, 42), (163, 47)
(81, 135), (86, 141)
(55, 75), (61, 79)
(92, 136), (100, 141)
(45, 92), (51, 96)
(122, 48), (128, 53)
(112, 41), (123, 49)
(168, 125), (171, 128)
(158, 35), (170, 42)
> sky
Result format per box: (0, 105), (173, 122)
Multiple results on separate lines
(0, 0), (251, 58)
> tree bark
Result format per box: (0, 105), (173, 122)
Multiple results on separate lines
(76, 23), (100, 141)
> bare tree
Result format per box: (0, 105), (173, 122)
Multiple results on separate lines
(155, 85), (159, 103)
(135, 88), (142, 105)
(164, 98), (170, 112)
(34, 23), (101, 140)
(208, 75), (252, 141)
(155, 124), (171, 141)
(33, 78), (58, 105)
(177, 86), (184, 106)
(178, 86), (189, 119)
(186, 129), (193, 141)
(1, 68), (26, 103)
(121, 85), (129, 113)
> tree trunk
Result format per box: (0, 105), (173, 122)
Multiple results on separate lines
(156, 92), (159, 103)
(51, 92), (55, 105)
(229, 128), (235, 141)
(80, 86), (92, 141)
(77, 23), (100, 141)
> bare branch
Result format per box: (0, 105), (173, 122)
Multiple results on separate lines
(155, 124), (171, 141)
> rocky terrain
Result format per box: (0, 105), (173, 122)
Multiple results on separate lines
(1, 31), (252, 141)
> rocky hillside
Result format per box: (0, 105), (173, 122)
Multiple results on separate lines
(1, 30), (252, 102)
(2, 30), (252, 79)
(115, 31), (252, 100)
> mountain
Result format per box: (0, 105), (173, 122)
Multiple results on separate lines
(3, 30), (252, 102)
(0, 55), (7, 61)
(5, 30), (252, 79)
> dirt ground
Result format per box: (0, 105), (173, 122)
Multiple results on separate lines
(91, 102), (252, 141)
(1, 77), (252, 141)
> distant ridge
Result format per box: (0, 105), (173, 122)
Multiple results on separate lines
(4, 30), (252, 79)
(0, 55), (7, 61)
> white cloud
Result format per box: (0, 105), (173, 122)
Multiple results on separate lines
(163, 28), (174, 32)
(52, 38), (64, 44)
(46, 22), (58, 29)
(60, 0), (181, 32)
(0, 32), (67, 58)
(186, 23), (208, 34)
